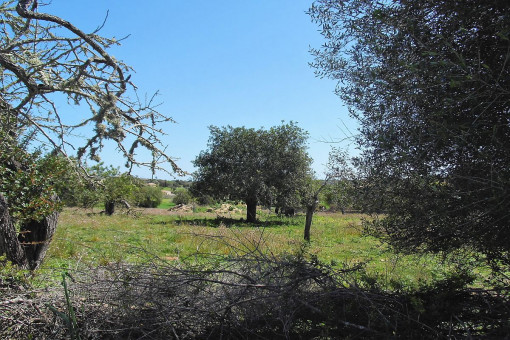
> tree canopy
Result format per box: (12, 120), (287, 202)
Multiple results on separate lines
(0, 0), (180, 269)
(309, 0), (510, 269)
(191, 123), (311, 222)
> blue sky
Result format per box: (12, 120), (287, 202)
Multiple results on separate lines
(47, 0), (357, 179)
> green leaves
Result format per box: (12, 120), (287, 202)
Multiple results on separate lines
(309, 0), (510, 269)
(192, 122), (312, 215)
(0, 138), (64, 226)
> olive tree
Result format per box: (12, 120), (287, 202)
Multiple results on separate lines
(301, 148), (354, 241)
(309, 0), (510, 269)
(173, 188), (192, 206)
(135, 185), (163, 208)
(0, 0), (181, 269)
(84, 164), (140, 215)
(191, 123), (311, 222)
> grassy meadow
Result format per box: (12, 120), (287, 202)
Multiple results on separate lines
(42, 205), (463, 291)
(9, 204), (504, 339)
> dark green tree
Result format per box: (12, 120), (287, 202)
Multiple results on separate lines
(309, 1), (510, 269)
(85, 164), (139, 215)
(173, 187), (192, 206)
(135, 185), (163, 208)
(0, 0), (181, 269)
(192, 123), (311, 222)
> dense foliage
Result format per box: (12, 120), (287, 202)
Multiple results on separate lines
(172, 187), (192, 205)
(134, 185), (163, 208)
(87, 165), (138, 215)
(0, 139), (64, 227)
(0, 127), (63, 269)
(192, 122), (312, 222)
(310, 0), (510, 270)
(59, 163), (162, 212)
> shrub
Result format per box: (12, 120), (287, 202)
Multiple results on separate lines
(173, 188), (191, 205)
(195, 194), (215, 206)
(0, 256), (29, 289)
(135, 186), (163, 208)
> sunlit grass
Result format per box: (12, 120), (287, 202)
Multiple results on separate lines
(156, 198), (175, 209)
(43, 207), (467, 290)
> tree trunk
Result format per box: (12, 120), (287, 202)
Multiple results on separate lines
(0, 193), (59, 270)
(303, 180), (329, 242)
(0, 194), (28, 268)
(304, 200), (318, 242)
(18, 206), (59, 270)
(246, 197), (257, 223)
(105, 201), (115, 215)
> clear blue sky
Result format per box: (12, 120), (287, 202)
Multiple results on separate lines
(47, 0), (357, 179)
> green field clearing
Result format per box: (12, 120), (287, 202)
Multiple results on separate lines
(156, 198), (175, 209)
(41, 207), (467, 290)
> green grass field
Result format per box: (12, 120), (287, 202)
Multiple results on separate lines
(156, 198), (175, 209)
(41, 206), (466, 290)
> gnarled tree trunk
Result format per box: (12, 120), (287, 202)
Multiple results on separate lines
(0, 193), (27, 268)
(303, 179), (328, 242)
(0, 193), (59, 270)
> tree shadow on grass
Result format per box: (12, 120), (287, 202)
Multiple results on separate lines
(152, 216), (301, 228)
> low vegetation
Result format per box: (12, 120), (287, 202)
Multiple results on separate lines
(1, 206), (509, 339)
(43, 208), (452, 288)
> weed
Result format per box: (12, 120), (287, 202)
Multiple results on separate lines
(0, 255), (29, 288)
(47, 272), (82, 340)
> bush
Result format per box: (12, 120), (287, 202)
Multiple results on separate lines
(195, 194), (215, 206)
(135, 186), (163, 208)
(173, 188), (191, 205)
